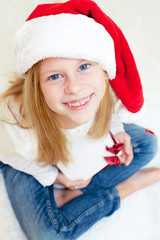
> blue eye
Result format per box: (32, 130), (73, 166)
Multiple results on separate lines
(79, 64), (90, 71)
(49, 74), (63, 80)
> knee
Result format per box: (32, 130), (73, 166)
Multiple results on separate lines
(144, 130), (158, 159)
(138, 127), (158, 157)
(124, 123), (158, 165)
(134, 128), (158, 165)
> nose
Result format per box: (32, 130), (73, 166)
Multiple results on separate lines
(64, 75), (84, 94)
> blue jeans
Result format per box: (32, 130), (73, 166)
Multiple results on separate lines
(0, 124), (158, 240)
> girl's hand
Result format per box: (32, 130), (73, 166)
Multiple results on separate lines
(115, 131), (133, 166)
(55, 171), (92, 190)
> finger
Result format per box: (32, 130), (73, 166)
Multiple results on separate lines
(66, 179), (85, 189)
(119, 155), (126, 164)
(70, 184), (85, 191)
(70, 186), (80, 190)
(119, 152), (132, 166)
(125, 149), (133, 166)
(122, 139), (133, 161)
(123, 138), (132, 155)
(126, 155), (133, 166)
(71, 178), (92, 190)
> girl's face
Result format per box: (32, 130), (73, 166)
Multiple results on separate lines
(40, 58), (107, 129)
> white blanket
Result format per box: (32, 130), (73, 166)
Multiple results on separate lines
(0, 104), (160, 240)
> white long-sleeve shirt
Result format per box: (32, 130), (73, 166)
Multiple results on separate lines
(0, 105), (124, 187)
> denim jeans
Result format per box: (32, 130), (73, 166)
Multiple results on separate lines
(0, 124), (158, 240)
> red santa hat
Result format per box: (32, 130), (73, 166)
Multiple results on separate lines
(14, 0), (144, 114)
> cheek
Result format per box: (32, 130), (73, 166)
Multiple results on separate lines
(94, 76), (106, 95)
(40, 85), (59, 109)
(45, 94), (60, 112)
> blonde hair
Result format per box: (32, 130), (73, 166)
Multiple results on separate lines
(1, 61), (114, 166)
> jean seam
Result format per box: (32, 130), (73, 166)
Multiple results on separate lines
(57, 188), (120, 232)
(45, 186), (59, 228)
(113, 187), (121, 209)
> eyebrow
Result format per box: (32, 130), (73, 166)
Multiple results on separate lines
(40, 59), (91, 76)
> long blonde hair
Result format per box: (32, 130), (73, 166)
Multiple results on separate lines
(1, 60), (114, 166)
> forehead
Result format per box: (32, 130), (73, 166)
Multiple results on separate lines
(42, 57), (85, 65)
(40, 58), (97, 73)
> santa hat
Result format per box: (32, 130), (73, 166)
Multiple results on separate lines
(14, 0), (144, 115)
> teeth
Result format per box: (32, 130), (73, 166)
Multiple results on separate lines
(80, 100), (85, 105)
(67, 96), (90, 107)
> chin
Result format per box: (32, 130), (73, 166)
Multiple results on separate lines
(74, 115), (93, 126)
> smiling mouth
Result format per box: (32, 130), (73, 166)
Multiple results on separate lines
(64, 94), (92, 107)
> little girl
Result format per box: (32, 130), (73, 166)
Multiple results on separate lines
(0, 0), (159, 239)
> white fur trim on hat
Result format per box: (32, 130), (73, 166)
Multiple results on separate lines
(14, 14), (116, 78)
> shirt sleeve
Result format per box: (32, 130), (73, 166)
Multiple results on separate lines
(110, 113), (125, 135)
(0, 121), (58, 187)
